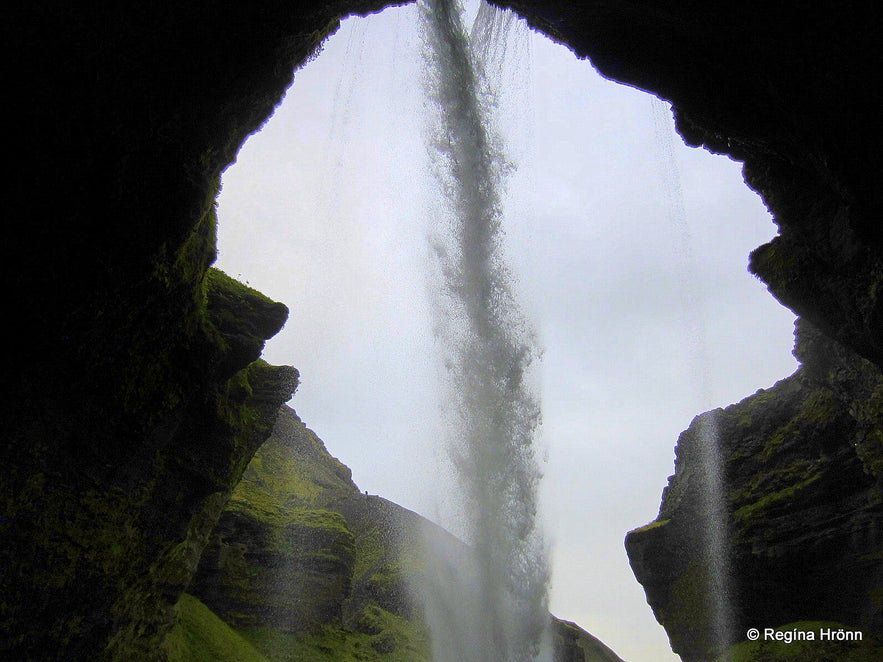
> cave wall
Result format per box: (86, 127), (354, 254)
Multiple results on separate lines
(497, 0), (883, 369)
(2, 0), (882, 659)
(4, 2), (391, 659)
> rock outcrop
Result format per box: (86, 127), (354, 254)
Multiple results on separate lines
(626, 319), (883, 660)
(182, 405), (625, 662)
(4, 3), (390, 658)
(4, 0), (883, 658)
(1, 264), (297, 660)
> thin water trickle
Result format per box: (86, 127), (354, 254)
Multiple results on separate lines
(695, 412), (737, 658)
(417, 1), (551, 660)
(652, 98), (735, 657)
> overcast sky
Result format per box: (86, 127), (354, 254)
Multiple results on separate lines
(215, 3), (798, 660)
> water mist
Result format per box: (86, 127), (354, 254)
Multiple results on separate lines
(417, 1), (551, 660)
(652, 98), (736, 656)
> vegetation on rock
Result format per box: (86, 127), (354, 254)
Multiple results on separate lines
(163, 594), (269, 662)
(183, 405), (625, 661)
(185, 406), (432, 659)
(627, 319), (883, 661)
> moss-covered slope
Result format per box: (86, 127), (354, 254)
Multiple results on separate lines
(626, 319), (883, 661)
(163, 593), (270, 662)
(185, 405), (625, 662)
(187, 406), (431, 660)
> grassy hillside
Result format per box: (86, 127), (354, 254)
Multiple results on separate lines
(177, 405), (623, 661)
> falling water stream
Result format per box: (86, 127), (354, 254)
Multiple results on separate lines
(418, 1), (551, 660)
(651, 98), (736, 656)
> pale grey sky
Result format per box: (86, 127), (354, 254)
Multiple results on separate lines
(215, 3), (798, 660)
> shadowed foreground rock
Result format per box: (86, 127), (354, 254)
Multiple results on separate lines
(627, 319), (883, 661)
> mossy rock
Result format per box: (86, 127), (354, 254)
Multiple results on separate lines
(186, 405), (625, 661)
(237, 606), (431, 662)
(164, 593), (269, 662)
(626, 319), (883, 662)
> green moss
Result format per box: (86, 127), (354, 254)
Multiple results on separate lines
(232, 448), (321, 509)
(204, 268), (281, 326)
(732, 387), (783, 430)
(351, 518), (388, 583)
(230, 409), (355, 512)
(730, 459), (819, 508)
(849, 384), (883, 477)
(119, 183), (224, 426)
(227, 491), (349, 531)
(748, 238), (805, 292)
(758, 388), (837, 460)
(163, 593), (269, 662)
(724, 384), (844, 540)
(629, 518), (670, 535)
(210, 360), (297, 487)
(186, 407), (440, 659)
(157, 177), (221, 304)
(734, 471), (822, 528)
(239, 606), (430, 662)
(662, 559), (717, 654)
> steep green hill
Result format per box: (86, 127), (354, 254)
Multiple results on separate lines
(164, 594), (269, 662)
(175, 405), (624, 661)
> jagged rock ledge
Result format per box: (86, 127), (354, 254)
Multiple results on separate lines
(626, 319), (883, 661)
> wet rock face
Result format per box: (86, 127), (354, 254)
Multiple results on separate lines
(192, 507), (357, 632)
(5, 2), (384, 658)
(626, 320), (883, 661)
(0, 266), (298, 660)
(187, 406), (434, 657)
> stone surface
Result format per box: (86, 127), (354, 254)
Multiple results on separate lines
(186, 405), (625, 662)
(0, 264), (297, 661)
(190, 407), (360, 635)
(626, 320), (883, 660)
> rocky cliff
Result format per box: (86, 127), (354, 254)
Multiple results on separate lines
(1, 263), (297, 660)
(3, 0), (883, 659)
(626, 319), (883, 660)
(178, 405), (625, 662)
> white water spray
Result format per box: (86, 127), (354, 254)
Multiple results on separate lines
(651, 98), (735, 656)
(695, 411), (736, 657)
(418, 1), (550, 660)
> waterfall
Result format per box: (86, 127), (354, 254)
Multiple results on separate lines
(695, 412), (736, 658)
(417, 1), (551, 660)
(651, 98), (735, 656)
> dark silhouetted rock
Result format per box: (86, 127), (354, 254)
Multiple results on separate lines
(627, 319), (883, 660)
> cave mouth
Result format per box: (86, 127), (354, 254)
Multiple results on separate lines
(213, 2), (797, 659)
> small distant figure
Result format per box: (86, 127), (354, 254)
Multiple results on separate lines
(364, 490), (368, 496)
